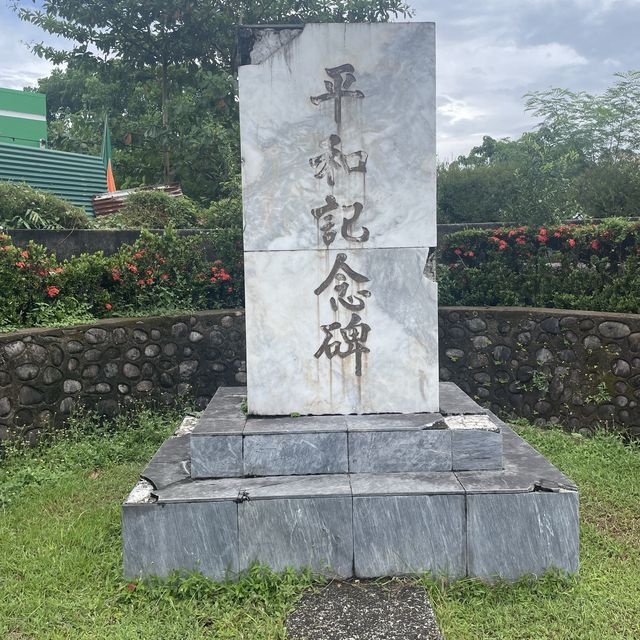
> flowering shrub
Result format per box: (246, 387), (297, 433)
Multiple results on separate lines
(0, 228), (243, 332)
(0, 236), (66, 326)
(439, 218), (640, 313)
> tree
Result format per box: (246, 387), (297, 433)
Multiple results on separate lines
(438, 133), (583, 225)
(525, 71), (640, 162)
(15, 0), (413, 197)
(438, 72), (640, 224)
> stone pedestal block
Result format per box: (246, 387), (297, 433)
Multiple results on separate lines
(189, 386), (503, 478)
(122, 500), (238, 580)
(466, 492), (580, 579)
(240, 497), (353, 577)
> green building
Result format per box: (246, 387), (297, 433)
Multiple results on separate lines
(0, 87), (107, 214)
(0, 87), (47, 148)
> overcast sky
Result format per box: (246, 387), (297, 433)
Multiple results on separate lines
(1, 0), (638, 159)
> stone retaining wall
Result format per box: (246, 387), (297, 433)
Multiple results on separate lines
(2, 306), (639, 440)
(0, 311), (245, 441)
(439, 307), (640, 437)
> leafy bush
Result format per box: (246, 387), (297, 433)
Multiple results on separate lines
(0, 182), (92, 230)
(96, 190), (200, 229)
(0, 228), (243, 331)
(439, 218), (640, 313)
(197, 176), (242, 230)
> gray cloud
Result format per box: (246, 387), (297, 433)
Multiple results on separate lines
(413, 0), (640, 159)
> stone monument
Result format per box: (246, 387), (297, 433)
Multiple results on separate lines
(240, 22), (438, 416)
(122, 23), (579, 581)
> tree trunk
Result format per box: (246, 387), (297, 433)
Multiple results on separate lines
(162, 58), (170, 184)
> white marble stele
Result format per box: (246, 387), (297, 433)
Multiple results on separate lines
(239, 23), (438, 415)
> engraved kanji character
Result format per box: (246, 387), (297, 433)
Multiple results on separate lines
(309, 134), (368, 186)
(310, 64), (365, 124)
(314, 313), (371, 376)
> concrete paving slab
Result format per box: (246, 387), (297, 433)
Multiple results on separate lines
(285, 579), (444, 640)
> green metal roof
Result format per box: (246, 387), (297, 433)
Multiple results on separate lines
(0, 142), (106, 215)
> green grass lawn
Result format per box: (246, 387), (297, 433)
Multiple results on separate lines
(1, 410), (638, 639)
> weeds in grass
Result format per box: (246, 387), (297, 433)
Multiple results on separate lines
(0, 401), (188, 507)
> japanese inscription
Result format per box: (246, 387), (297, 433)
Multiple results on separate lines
(310, 63), (372, 377)
(309, 134), (367, 186)
(310, 64), (365, 125)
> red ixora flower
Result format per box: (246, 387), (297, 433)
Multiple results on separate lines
(497, 240), (508, 251)
(105, 303), (113, 311)
(126, 263), (138, 274)
(568, 238), (576, 247)
(454, 248), (462, 256)
(536, 227), (548, 243)
(47, 286), (60, 298)
(464, 250), (475, 257)
(591, 239), (600, 250)
(210, 265), (232, 281)
(15, 261), (25, 268)
(227, 286), (233, 294)
(20, 250), (29, 258)
(516, 236), (526, 245)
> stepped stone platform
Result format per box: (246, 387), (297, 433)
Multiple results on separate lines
(189, 386), (503, 478)
(122, 383), (579, 581)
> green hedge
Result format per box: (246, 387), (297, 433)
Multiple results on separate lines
(0, 227), (243, 332)
(0, 182), (91, 230)
(439, 218), (640, 313)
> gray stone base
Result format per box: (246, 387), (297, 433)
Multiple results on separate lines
(123, 384), (579, 581)
(189, 384), (503, 478)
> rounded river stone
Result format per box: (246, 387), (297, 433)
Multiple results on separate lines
(19, 386), (44, 405)
(4, 341), (26, 359)
(43, 367), (63, 385)
(66, 340), (84, 354)
(123, 363), (140, 379)
(598, 321), (630, 339)
(15, 364), (40, 381)
(464, 317), (487, 332)
(63, 380), (82, 393)
(583, 335), (601, 350)
(85, 328), (107, 344)
(144, 344), (161, 357)
(0, 396), (11, 417)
